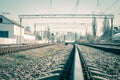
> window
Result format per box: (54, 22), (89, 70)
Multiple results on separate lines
(0, 18), (3, 23)
(0, 31), (9, 38)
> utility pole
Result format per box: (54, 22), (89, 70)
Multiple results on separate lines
(34, 24), (37, 41)
(111, 18), (113, 40)
(92, 17), (97, 38)
(19, 18), (22, 44)
(64, 35), (66, 42)
(75, 33), (77, 42)
(34, 24), (36, 35)
(47, 26), (50, 43)
(51, 33), (54, 43)
(86, 27), (88, 40)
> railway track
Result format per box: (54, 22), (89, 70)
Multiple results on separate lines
(77, 44), (120, 80)
(0, 44), (54, 55)
(79, 43), (120, 55)
(0, 43), (74, 80)
(71, 45), (110, 80)
(79, 43), (120, 48)
(0, 43), (119, 80)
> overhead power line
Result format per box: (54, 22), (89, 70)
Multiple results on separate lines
(40, 0), (48, 13)
(97, 0), (104, 7)
(97, 0), (99, 7)
(93, 0), (104, 13)
(105, 0), (119, 12)
(75, 0), (80, 7)
(50, 0), (52, 8)
(74, 0), (80, 10)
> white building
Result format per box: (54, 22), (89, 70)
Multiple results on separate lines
(23, 30), (36, 44)
(0, 15), (35, 44)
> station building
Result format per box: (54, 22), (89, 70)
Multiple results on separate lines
(0, 15), (35, 44)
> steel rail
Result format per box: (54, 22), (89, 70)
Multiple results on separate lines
(72, 45), (85, 80)
(0, 44), (54, 55)
(79, 43), (120, 55)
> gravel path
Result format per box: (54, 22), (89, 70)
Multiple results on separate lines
(0, 44), (73, 80)
(78, 45), (120, 80)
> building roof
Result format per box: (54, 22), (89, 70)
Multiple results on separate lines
(0, 15), (24, 28)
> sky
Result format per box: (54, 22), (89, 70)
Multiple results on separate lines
(0, 0), (120, 36)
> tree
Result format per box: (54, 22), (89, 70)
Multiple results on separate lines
(101, 17), (111, 40)
(87, 34), (94, 43)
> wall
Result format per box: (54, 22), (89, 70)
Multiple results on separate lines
(0, 24), (14, 38)
(14, 25), (24, 36)
(0, 38), (16, 44)
(23, 34), (36, 43)
(0, 15), (25, 44)
(14, 25), (25, 44)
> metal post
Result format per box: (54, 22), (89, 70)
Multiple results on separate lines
(34, 25), (36, 35)
(75, 33), (77, 42)
(47, 26), (50, 43)
(64, 35), (66, 42)
(92, 17), (97, 38)
(20, 18), (22, 44)
(111, 18), (113, 40)
(86, 27), (88, 40)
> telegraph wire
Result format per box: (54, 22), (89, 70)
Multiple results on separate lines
(111, 0), (120, 14)
(40, 0), (49, 13)
(93, 0), (104, 13)
(75, 0), (80, 8)
(105, 0), (119, 12)
(50, 0), (52, 8)
(72, 0), (81, 26)
(97, 0), (99, 7)
(96, 0), (104, 7)
(73, 0), (80, 11)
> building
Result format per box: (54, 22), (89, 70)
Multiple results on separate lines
(0, 15), (35, 44)
(0, 15), (24, 44)
(23, 28), (36, 44)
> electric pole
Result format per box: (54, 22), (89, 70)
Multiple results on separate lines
(92, 17), (97, 38)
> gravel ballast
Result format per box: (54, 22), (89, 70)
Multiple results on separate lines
(0, 44), (73, 80)
(78, 45), (120, 80)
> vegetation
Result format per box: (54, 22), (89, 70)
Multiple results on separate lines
(101, 17), (111, 40)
